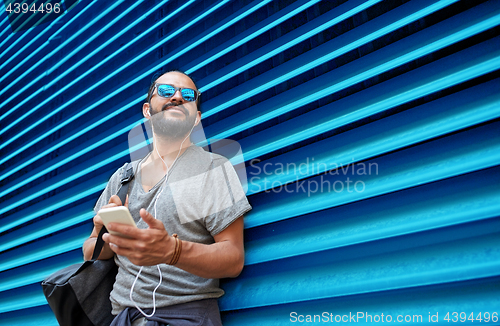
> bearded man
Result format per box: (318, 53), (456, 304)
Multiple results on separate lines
(83, 70), (251, 326)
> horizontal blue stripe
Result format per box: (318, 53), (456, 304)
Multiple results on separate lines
(222, 231), (500, 310)
(245, 122), (500, 228)
(245, 172), (500, 264)
(0, 0), (97, 80)
(0, 235), (87, 272)
(0, 258), (82, 292)
(0, 0), (219, 152)
(207, 35), (500, 142)
(0, 211), (93, 253)
(201, 0), (459, 117)
(0, 182), (106, 234)
(0, 96), (143, 185)
(0, 0), (277, 168)
(186, 0), (322, 74)
(0, 0), (122, 110)
(0, 140), (149, 220)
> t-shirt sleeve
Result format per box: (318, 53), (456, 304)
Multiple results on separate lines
(206, 159), (252, 236)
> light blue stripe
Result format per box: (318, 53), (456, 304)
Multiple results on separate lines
(0, 13), (63, 69)
(0, 0), (125, 117)
(0, 20), (9, 40)
(0, 96), (144, 183)
(246, 139), (500, 227)
(201, 0), (459, 118)
(0, 293), (49, 314)
(245, 91), (500, 196)
(245, 197), (500, 265)
(44, 0), (145, 79)
(186, 0), (321, 74)
(0, 140), (150, 233)
(0, 0), (263, 158)
(197, 0), (381, 94)
(245, 98), (500, 169)
(0, 0), (198, 142)
(46, 0), (170, 77)
(207, 24), (500, 142)
(0, 212), (94, 253)
(0, 258), (82, 292)
(0, 236), (87, 272)
(0, 117), (142, 197)
(0, 0), (97, 81)
(0, 85), (142, 167)
(0, 140), (148, 220)
(0, 183), (107, 234)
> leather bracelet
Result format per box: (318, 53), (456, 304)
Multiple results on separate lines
(168, 234), (182, 265)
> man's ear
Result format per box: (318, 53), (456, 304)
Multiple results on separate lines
(143, 102), (151, 119)
(195, 111), (202, 126)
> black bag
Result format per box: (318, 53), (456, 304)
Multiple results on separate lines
(42, 163), (135, 326)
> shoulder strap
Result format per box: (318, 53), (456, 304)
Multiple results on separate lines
(91, 162), (136, 261)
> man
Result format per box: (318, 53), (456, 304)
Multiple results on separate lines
(83, 70), (251, 325)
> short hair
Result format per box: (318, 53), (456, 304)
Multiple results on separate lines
(145, 70), (202, 112)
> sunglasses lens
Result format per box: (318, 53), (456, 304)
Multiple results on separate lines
(157, 85), (197, 102)
(181, 89), (196, 102)
(157, 85), (176, 98)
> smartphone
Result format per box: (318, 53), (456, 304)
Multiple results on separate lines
(98, 206), (137, 238)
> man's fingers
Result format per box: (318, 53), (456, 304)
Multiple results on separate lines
(140, 208), (166, 230)
(103, 233), (134, 249)
(106, 222), (143, 240)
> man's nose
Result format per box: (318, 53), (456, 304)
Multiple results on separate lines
(170, 89), (184, 102)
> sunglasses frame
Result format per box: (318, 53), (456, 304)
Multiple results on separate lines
(150, 83), (201, 102)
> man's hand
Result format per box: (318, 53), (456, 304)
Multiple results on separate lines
(92, 195), (129, 235)
(102, 208), (176, 266)
(83, 194), (128, 261)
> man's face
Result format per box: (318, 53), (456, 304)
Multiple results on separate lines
(145, 71), (201, 140)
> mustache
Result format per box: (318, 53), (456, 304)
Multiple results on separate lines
(161, 103), (188, 115)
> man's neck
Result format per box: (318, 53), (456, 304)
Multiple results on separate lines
(149, 133), (192, 171)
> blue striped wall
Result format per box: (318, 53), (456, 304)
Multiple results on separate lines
(0, 0), (499, 325)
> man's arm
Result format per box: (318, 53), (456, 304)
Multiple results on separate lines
(102, 201), (245, 279)
(82, 222), (115, 261)
(175, 216), (244, 278)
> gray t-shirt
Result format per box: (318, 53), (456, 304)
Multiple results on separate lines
(93, 144), (252, 314)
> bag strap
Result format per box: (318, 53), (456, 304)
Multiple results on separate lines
(91, 163), (136, 262)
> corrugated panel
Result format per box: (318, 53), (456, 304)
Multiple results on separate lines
(0, 0), (499, 325)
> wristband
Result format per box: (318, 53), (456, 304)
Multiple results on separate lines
(168, 234), (182, 265)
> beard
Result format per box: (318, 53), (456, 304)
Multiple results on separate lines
(149, 103), (197, 140)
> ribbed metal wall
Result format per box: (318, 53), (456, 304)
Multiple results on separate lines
(1, 0), (499, 325)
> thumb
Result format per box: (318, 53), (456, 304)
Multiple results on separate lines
(140, 208), (166, 230)
(108, 195), (123, 206)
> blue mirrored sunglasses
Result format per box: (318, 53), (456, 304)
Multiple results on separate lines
(151, 84), (200, 102)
